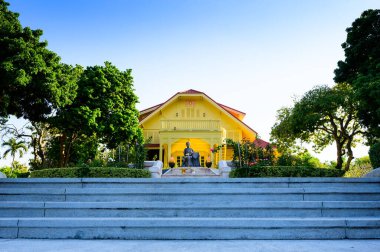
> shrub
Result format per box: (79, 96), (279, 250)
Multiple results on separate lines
(0, 162), (30, 178)
(369, 142), (380, 168)
(30, 167), (151, 178)
(344, 156), (373, 177)
(276, 152), (324, 168)
(30, 168), (79, 178)
(229, 166), (345, 178)
(226, 139), (276, 168)
(0, 167), (17, 178)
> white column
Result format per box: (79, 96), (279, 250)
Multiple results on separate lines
(159, 144), (163, 161)
(168, 140), (172, 163)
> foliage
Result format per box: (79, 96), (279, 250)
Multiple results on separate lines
(50, 62), (141, 167)
(44, 133), (99, 168)
(0, 166), (16, 178)
(0, 161), (29, 178)
(226, 139), (275, 168)
(1, 121), (51, 169)
(0, 0), (79, 122)
(1, 2), (143, 169)
(276, 151), (324, 168)
(334, 9), (380, 141)
(130, 137), (148, 169)
(271, 83), (364, 171)
(2, 137), (28, 164)
(344, 156), (373, 177)
(229, 166), (345, 178)
(369, 142), (380, 168)
(30, 167), (151, 178)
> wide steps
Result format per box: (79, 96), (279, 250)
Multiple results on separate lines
(1, 187), (380, 202)
(1, 178), (380, 240)
(2, 217), (380, 239)
(1, 178), (380, 189)
(1, 201), (380, 218)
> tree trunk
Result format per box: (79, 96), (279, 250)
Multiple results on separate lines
(335, 141), (344, 170)
(62, 133), (77, 167)
(59, 134), (66, 167)
(37, 134), (45, 167)
(344, 138), (354, 171)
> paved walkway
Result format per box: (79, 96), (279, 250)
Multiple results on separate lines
(1, 239), (380, 252)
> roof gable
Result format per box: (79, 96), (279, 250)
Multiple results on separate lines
(139, 89), (257, 136)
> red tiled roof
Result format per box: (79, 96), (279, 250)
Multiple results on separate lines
(139, 89), (258, 135)
(254, 138), (270, 148)
(217, 103), (246, 116)
(178, 89), (203, 94)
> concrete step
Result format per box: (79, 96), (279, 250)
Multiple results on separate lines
(162, 167), (220, 177)
(1, 178), (380, 240)
(1, 187), (380, 202)
(1, 178), (380, 189)
(1, 217), (379, 239)
(1, 201), (380, 218)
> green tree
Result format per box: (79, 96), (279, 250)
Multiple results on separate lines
(0, 0), (79, 123)
(271, 83), (364, 171)
(1, 121), (52, 169)
(51, 62), (141, 167)
(2, 137), (28, 165)
(334, 9), (380, 141)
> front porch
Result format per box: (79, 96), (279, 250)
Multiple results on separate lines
(143, 160), (232, 178)
(147, 136), (229, 168)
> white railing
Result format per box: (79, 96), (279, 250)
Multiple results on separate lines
(143, 130), (160, 143)
(161, 120), (220, 131)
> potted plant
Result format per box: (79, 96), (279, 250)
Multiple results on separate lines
(168, 156), (175, 168)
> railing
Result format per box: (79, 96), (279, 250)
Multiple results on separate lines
(161, 120), (220, 131)
(143, 130), (160, 143)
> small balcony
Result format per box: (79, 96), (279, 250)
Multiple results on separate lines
(161, 120), (220, 131)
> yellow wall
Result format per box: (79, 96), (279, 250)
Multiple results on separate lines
(140, 94), (257, 167)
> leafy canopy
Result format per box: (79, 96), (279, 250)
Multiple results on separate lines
(334, 9), (380, 141)
(0, 0), (78, 122)
(52, 62), (141, 149)
(271, 83), (364, 170)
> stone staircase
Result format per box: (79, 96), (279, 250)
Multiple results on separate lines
(0, 177), (380, 239)
(162, 167), (220, 177)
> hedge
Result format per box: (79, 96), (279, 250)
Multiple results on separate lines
(30, 167), (151, 178)
(229, 166), (345, 178)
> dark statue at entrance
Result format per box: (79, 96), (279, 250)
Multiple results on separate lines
(182, 142), (200, 167)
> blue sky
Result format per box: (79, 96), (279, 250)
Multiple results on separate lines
(2, 0), (380, 165)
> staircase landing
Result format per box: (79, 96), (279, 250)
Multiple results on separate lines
(162, 167), (219, 177)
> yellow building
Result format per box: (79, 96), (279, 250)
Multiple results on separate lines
(139, 89), (269, 168)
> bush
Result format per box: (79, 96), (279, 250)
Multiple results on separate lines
(369, 142), (380, 168)
(276, 152), (324, 168)
(344, 156), (373, 178)
(229, 166), (345, 178)
(0, 162), (30, 178)
(0, 167), (17, 178)
(30, 167), (151, 178)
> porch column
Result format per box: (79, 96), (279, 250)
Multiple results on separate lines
(218, 147), (223, 166)
(159, 144), (163, 161)
(168, 139), (172, 164)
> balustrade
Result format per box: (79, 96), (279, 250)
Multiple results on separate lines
(161, 120), (220, 131)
